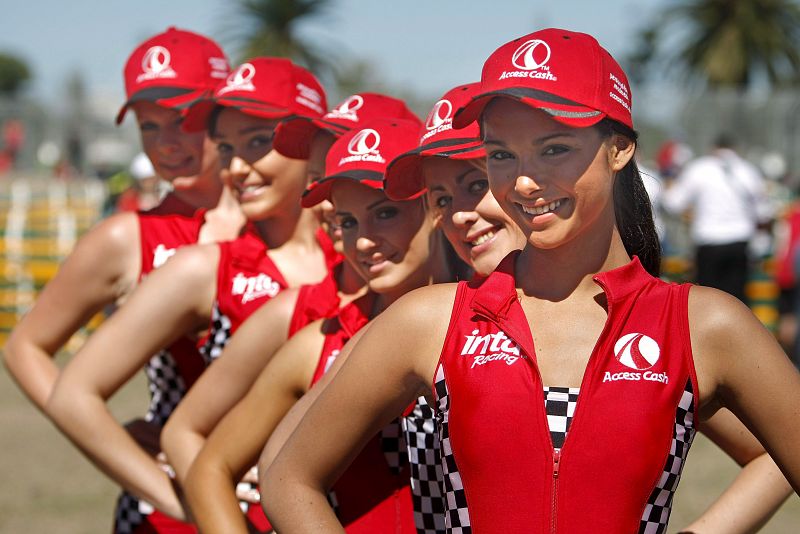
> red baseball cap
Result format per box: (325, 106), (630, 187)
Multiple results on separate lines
(182, 57), (327, 132)
(273, 93), (421, 159)
(116, 27), (229, 125)
(453, 28), (633, 131)
(385, 83), (485, 201)
(301, 118), (420, 208)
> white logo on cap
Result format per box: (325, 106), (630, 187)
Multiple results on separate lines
(326, 95), (364, 122)
(348, 128), (381, 155)
(499, 39), (557, 82)
(426, 99), (452, 130)
(296, 82), (324, 114)
(420, 98), (454, 144)
(512, 39), (551, 70)
(338, 128), (385, 165)
(136, 46), (177, 83)
(218, 63), (256, 95)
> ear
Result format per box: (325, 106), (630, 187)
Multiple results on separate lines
(609, 134), (636, 172)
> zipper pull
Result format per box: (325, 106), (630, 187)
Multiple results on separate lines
(553, 449), (561, 479)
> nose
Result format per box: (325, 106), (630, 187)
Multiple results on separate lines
(515, 172), (542, 198)
(452, 208), (479, 229)
(228, 156), (251, 180)
(356, 232), (379, 254)
(157, 123), (183, 154)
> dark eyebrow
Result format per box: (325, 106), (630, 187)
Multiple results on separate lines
(484, 131), (576, 147)
(238, 125), (275, 135)
(455, 166), (482, 185)
(334, 197), (392, 217)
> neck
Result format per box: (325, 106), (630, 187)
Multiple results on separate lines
(251, 205), (319, 250)
(517, 223), (631, 302)
(171, 171), (223, 209)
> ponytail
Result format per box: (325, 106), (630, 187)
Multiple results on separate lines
(597, 119), (661, 277)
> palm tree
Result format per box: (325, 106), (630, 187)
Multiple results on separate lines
(222, 0), (336, 80)
(629, 0), (800, 89)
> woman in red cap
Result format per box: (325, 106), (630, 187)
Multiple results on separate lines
(44, 58), (337, 531)
(177, 117), (454, 534)
(2, 27), (241, 534)
(159, 92), (421, 493)
(261, 29), (800, 533)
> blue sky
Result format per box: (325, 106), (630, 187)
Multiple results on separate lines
(1, 0), (665, 112)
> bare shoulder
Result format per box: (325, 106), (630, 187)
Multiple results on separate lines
(163, 243), (221, 276)
(687, 285), (765, 346)
(381, 282), (460, 326)
(81, 211), (141, 254)
(687, 285), (780, 400)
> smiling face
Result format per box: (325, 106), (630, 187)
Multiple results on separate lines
(132, 101), (217, 189)
(482, 98), (630, 251)
(330, 180), (435, 298)
(423, 157), (525, 276)
(212, 108), (308, 221)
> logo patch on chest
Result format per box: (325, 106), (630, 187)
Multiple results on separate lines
(604, 333), (668, 384)
(461, 329), (522, 368)
(231, 272), (280, 304)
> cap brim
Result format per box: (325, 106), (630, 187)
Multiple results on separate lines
(274, 117), (349, 160)
(301, 170), (385, 208)
(181, 95), (292, 132)
(385, 139), (485, 201)
(116, 86), (208, 125)
(453, 87), (605, 129)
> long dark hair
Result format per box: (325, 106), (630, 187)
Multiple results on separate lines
(596, 119), (661, 277)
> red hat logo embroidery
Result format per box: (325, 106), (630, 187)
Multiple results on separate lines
(330, 95), (364, 118)
(138, 46), (177, 82)
(219, 63), (256, 94)
(425, 99), (453, 130)
(614, 333), (660, 370)
(512, 39), (551, 71)
(347, 128), (381, 156)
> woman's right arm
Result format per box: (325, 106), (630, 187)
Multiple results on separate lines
(261, 285), (454, 532)
(184, 319), (325, 533)
(3, 212), (141, 410)
(44, 244), (219, 518)
(161, 288), (299, 484)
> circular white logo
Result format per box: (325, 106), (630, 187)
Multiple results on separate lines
(347, 128), (381, 155)
(142, 46), (171, 74)
(227, 63), (256, 88)
(613, 333), (660, 370)
(426, 99), (453, 130)
(337, 95), (364, 114)
(512, 39), (551, 71)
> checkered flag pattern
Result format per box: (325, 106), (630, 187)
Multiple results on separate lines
(543, 386), (580, 449)
(403, 396), (446, 534)
(379, 417), (407, 475)
(638, 379), (696, 534)
(113, 491), (151, 534)
(143, 350), (188, 425)
(434, 364), (472, 533)
(199, 301), (233, 363)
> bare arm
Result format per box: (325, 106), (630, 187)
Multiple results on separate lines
(260, 285), (454, 532)
(44, 244), (219, 518)
(161, 288), (298, 483)
(184, 319), (325, 533)
(690, 286), (800, 494)
(257, 326), (368, 474)
(682, 409), (793, 533)
(3, 212), (141, 411)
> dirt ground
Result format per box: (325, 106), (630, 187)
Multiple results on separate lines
(1, 357), (799, 533)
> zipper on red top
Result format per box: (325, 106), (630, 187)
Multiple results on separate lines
(551, 449), (561, 533)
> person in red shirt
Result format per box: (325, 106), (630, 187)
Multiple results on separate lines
(262, 28), (800, 533)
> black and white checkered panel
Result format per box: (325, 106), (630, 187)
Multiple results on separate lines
(198, 301), (233, 364)
(113, 491), (152, 534)
(543, 386), (580, 450)
(434, 364), (472, 533)
(143, 350), (188, 426)
(638, 378), (696, 534)
(403, 396), (446, 534)
(380, 417), (408, 475)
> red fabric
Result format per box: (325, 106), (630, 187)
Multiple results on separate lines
(128, 510), (197, 533)
(137, 208), (205, 278)
(437, 254), (697, 533)
(776, 203), (800, 289)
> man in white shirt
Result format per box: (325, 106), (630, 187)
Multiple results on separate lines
(662, 135), (772, 303)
